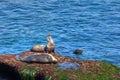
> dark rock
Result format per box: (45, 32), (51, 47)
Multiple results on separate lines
(35, 72), (46, 80)
(0, 62), (21, 80)
(74, 49), (83, 54)
(57, 62), (80, 70)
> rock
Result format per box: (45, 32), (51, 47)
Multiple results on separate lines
(73, 49), (83, 54)
(0, 62), (21, 80)
(57, 62), (80, 70)
(16, 53), (57, 63)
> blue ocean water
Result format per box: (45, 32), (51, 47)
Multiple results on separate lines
(0, 0), (120, 67)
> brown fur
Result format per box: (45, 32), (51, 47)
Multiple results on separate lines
(45, 34), (55, 53)
(31, 45), (45, 52)
(31, 34), (55, 53)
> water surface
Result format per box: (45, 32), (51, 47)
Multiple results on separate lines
(0, 0), (120, 67)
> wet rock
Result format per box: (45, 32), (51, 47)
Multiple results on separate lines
(16, 53), (57, 63)
(74, 49), (83, 54)
(57, 62), (80, 70)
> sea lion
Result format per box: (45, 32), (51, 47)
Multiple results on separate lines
(30, 45), (45, 52)
(45, 33), (55, 53)
(73, 49), (83, 54)
(30, 33), (55, 53)
(16, 53), (57, 63)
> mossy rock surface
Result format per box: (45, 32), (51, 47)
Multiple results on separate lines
(0, 51), (120, 80)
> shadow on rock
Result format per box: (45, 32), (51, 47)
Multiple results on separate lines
(0, 62), (21, 80)
(35, 72), (46, 80)
(0, 62), (46, 80)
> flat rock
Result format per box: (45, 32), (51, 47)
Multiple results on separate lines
(57, 62), (80, 70)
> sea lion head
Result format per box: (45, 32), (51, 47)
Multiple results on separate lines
(47, 33), (54, 44)
(48, 54), (57, 62)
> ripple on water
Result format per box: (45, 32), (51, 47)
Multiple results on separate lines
(0, 0), (120, 67)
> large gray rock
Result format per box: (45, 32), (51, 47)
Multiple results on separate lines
(57, 62), (80, 70)
(16, 53), (57, 63)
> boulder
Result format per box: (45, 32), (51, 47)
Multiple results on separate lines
(57, 62), (80, 70)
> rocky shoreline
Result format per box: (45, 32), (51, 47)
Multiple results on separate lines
(0, 51), (120, 80)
